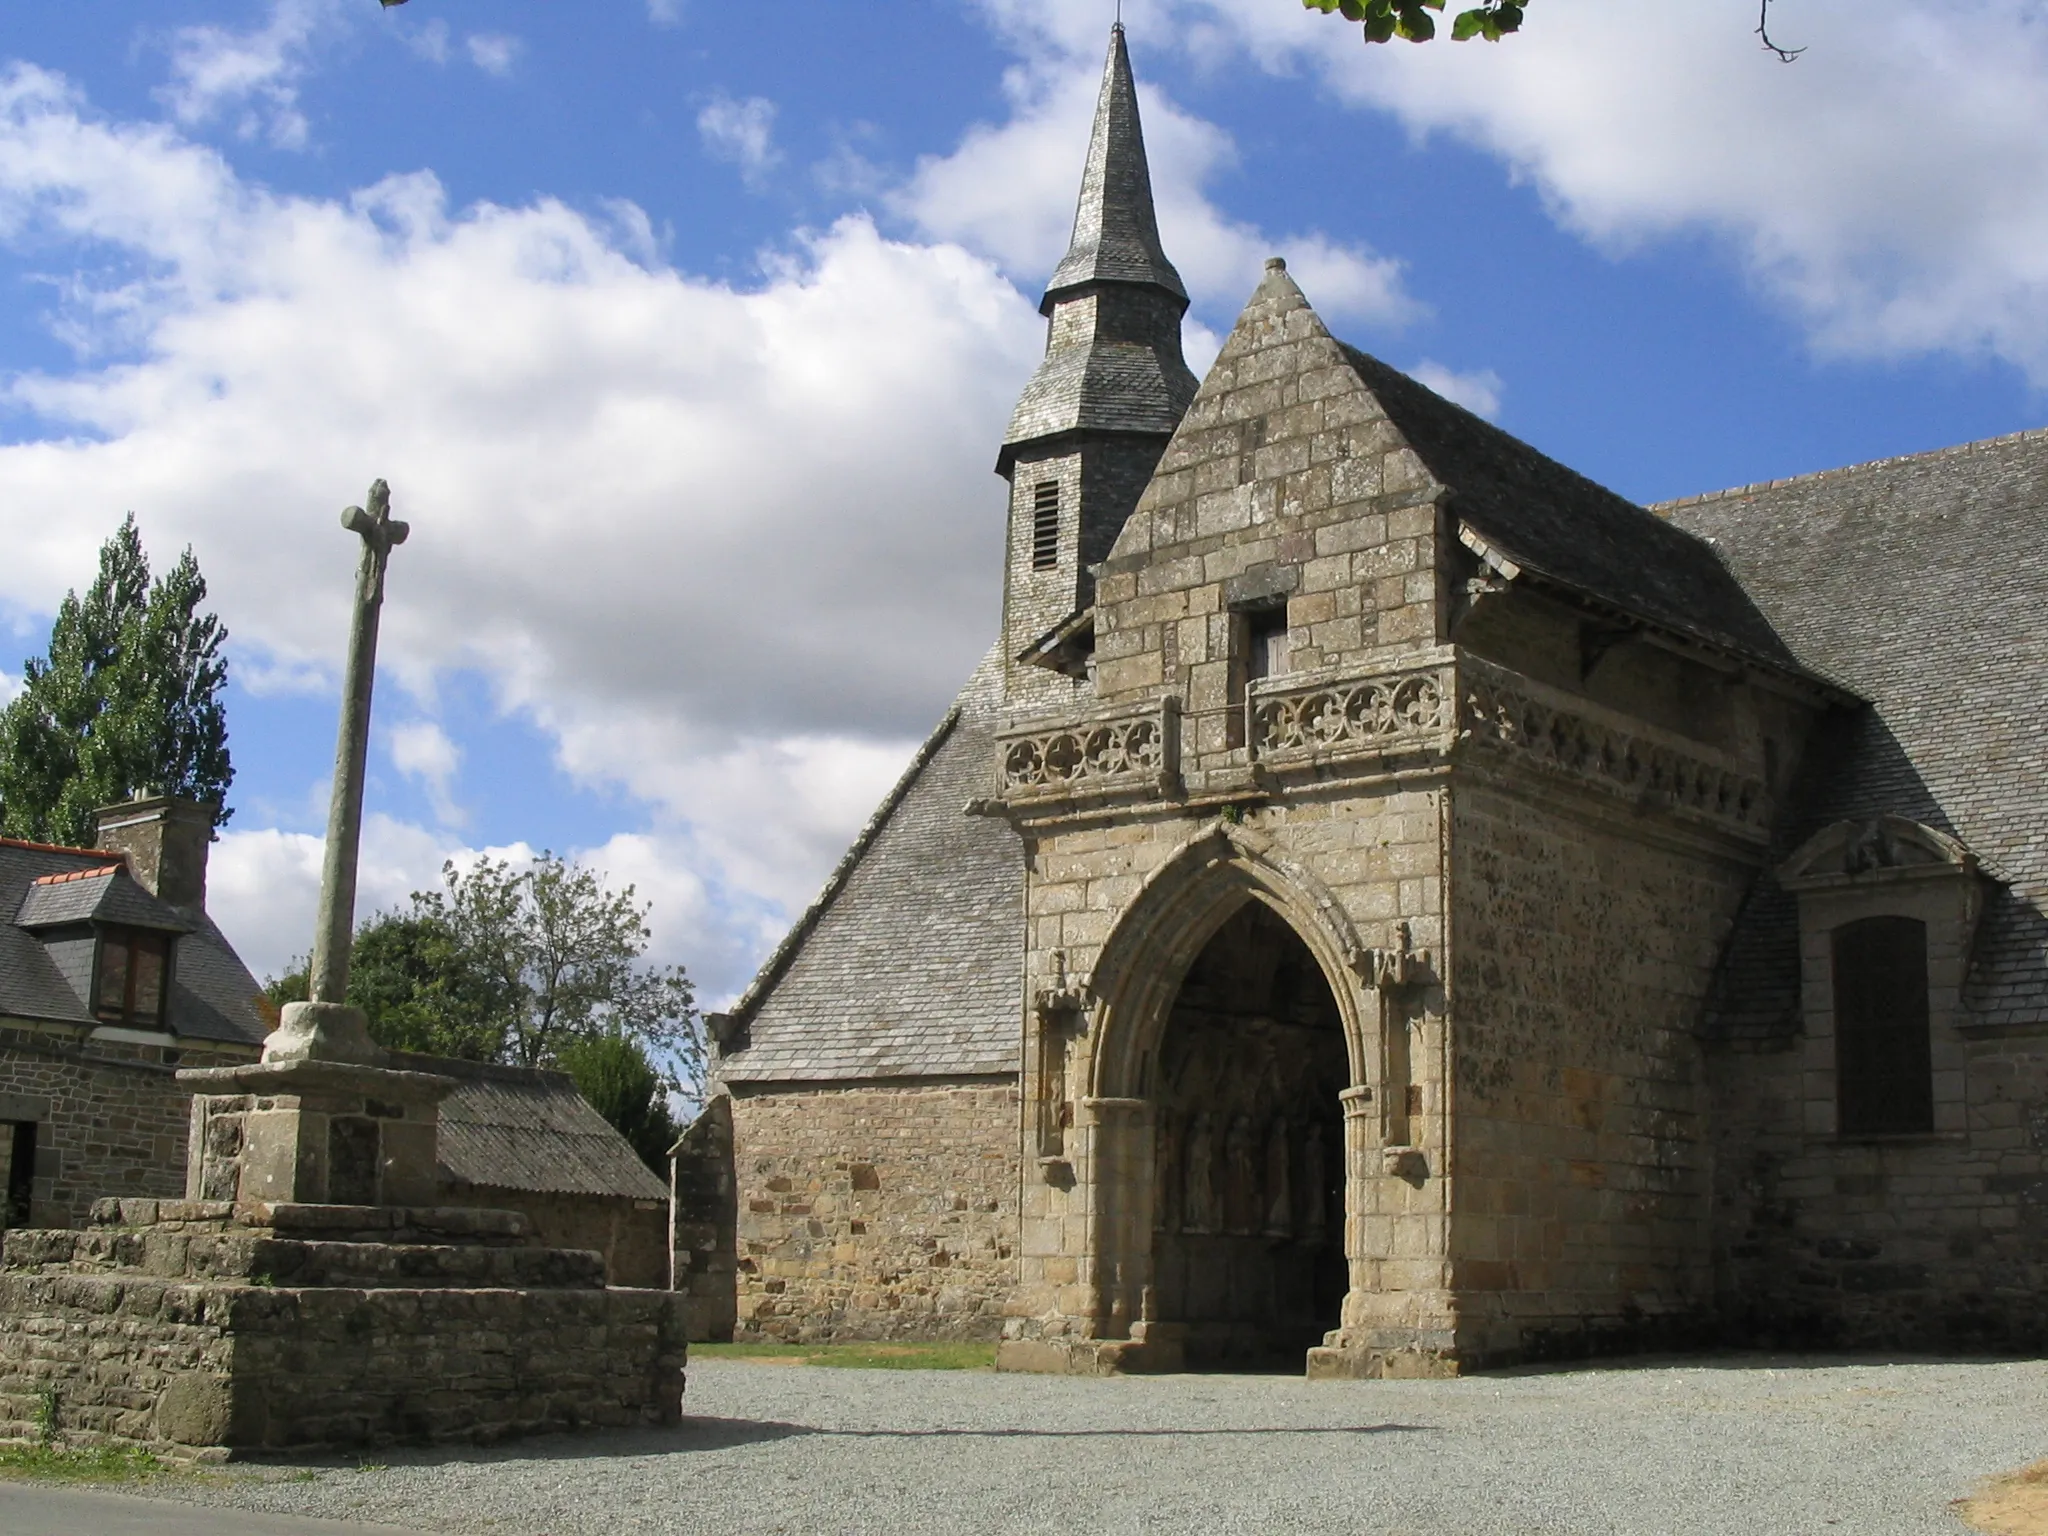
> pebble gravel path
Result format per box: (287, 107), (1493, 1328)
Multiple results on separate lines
(133, 1354), (2048, 1535)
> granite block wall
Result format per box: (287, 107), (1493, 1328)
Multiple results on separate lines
(729, 1080), (1020, 1341)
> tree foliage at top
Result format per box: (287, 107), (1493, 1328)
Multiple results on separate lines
(263, 851), (702, 1162)
(0, 515), (233, 847)
(1301, 0), (1526, 44)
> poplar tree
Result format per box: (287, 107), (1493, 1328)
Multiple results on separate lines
(0, 516), (233, 846)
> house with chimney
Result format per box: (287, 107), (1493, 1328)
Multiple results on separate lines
(0, 795), (265, 1232)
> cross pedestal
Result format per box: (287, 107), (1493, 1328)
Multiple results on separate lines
(177, 1056), (457, 1207)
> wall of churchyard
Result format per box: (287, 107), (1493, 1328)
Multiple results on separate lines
(728, 1080), (1020, 1341)
(1445, 781), (1760, 1363)
(0, 1021), (253, 1231)
(1708, 1032), (2048, 1352)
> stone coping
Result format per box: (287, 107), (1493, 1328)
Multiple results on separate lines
(87, 1198), (531, 1241)
(175, 1057), (459, 1102)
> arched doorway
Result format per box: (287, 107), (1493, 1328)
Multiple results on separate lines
(1147, 901), (1349, 1365)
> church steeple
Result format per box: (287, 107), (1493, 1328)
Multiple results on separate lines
(1040, 23), (1188, 313)
(999, 25), (1197, 704)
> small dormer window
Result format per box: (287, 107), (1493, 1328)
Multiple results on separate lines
(96, 926), (170, 1027)
(1031, 482), (1061, 570)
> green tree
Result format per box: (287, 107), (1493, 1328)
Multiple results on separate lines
(262, 850), (702, 1142)
(554, 1033), (678, 1173)
(0, 516), (232, 846)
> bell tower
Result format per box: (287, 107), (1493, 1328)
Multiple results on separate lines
(999, 24), (1197, 706)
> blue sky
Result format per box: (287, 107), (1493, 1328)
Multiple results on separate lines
(1, 0), (2043, 999)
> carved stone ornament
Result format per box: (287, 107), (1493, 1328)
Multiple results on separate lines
(997, 698), (1179, 801)
(1461, 658), (1770, 835)
(1249, 657), (1454, 768)
(1353, 921), (1431, 992)
(1778, 814), (1976, 891)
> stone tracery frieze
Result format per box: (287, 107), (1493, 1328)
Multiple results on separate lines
(997, 699), (1179, 801)
(995, 650), (1770, 839)
(1458, 658), (1771, 835)
(1247, 657), (1455, 769)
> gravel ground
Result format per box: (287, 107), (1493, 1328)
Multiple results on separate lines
(133, 1354), (2048, 1536)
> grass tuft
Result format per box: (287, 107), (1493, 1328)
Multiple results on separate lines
(0, 1443), (170, 1483)
(693, 1340), (997, 1371)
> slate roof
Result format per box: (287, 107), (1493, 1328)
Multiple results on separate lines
(1664, 427), (2048, 1038)
(1041, 25), (1187, 310)
(1002, 27), (1198, 462)
(387, 1050), (668, 1202)
(0, 838), (267, 1046)
(17, 866), (196, 933)
(1338, 344), (1814, 679)
(716, 645), (1023, 1084)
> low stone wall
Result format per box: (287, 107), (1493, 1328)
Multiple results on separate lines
(729, 1079), (1019, 1341)
(0, 1200), (687, 1458)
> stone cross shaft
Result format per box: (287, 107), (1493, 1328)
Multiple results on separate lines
(308, 479), (409, 1005)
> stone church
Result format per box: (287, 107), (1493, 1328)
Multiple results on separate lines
(707, 26), (2048, 1375)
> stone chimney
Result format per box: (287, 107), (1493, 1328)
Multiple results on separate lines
(92, 793), (218, 912)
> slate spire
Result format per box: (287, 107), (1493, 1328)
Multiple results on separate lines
(997, 25), (1198, 707)
(1041, 22), (1188, 313)
(998, 24), (1196, 471)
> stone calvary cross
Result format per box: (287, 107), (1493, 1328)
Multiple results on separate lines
(264, 479), (410, 1066)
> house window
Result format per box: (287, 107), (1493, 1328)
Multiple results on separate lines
(1030, 482), (1061, 570)
(96, 926), (170, 1028)
(1832, 915), (1933, 1135)
(1245, 606), (1291, 683)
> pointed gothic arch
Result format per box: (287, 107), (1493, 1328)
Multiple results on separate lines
(1083, 819), (1375, 1103)
(1066, 820), (1378, 1352)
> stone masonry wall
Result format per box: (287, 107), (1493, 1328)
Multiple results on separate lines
(1709, 1035), (2048, 1352)
(0, 1021), (253, 1230)
(729, 1080), (1019, 1341)
(0, 1206), (687, 1457)
(1446, 781), (1757, 1363)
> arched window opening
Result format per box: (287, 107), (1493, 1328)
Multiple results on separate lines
(1832, 915), (1933, 1136)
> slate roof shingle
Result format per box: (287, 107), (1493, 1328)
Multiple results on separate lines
(716, 646), (1022, 1084)
(1663, 427), (2048, 1038)
(386, 1050), (669, 1202)
(1339, 345), (1815, 679)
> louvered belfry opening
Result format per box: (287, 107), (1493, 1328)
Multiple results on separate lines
(1031, 481), (1061, 570)
(1832, 915), (1934, 1135)
(1148, 902), (1349, 1366)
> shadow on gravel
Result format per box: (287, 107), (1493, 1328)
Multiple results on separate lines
(253, 1417), (1434, 1470)
(1487, 1351), (2048, 1378)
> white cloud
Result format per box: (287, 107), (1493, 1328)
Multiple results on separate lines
(0, 665), (19, 707)
(0, 63), (1034, 999)
(647, 0), (685, 26)
(1406, 360), (1503, 419)
(697, 94), (782, 186)
(465, 33), (523, 79)
(1165, 0), (2048, 381)
(896, 29), (1413, 326)
(387, 719), (464, 828)
(155, 0), (338, 151)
